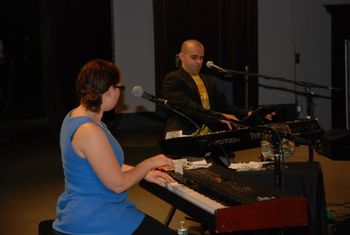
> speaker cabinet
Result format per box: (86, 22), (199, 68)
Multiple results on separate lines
(334, 217), (350, 235)
(316, 129), (350, 160)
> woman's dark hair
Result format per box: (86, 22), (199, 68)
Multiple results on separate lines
(76, 59), (120, 113)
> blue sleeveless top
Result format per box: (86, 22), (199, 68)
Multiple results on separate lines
(53, 112), (144, 235)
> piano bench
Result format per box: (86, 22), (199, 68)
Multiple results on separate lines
(38, 219), (56, 235)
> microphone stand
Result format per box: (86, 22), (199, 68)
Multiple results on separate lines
(258, 126), (285, 189)
(244, 65), (249, 109)
(305, 87), (315, 162)
(163, 102), (201, 132)
(217, 67), (341, 162)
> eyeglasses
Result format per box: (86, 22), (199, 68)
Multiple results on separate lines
(114, 85), (125, 91)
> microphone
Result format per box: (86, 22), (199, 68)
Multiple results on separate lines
(131, 86), (168, 105)
(132, 86), (201, 133)
(206, 61), (228, 73)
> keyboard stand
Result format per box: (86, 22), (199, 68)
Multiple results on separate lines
(164, 206), (176, 226)
(164, 205), (210, 234)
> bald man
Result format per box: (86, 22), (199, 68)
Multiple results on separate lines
(162, 39), (249, 136)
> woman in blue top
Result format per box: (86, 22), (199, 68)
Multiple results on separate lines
(53, 59), (176, 235)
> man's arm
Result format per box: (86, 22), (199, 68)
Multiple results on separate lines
(163, 71), (223, 124)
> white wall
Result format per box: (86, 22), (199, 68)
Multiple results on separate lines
(258, 0), (349, 131)
(112, 0), (349, 130)
(112, 0), (156, 113)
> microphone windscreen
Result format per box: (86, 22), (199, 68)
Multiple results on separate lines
(206, 60), (214, 68)
(131, 86), (144, 98)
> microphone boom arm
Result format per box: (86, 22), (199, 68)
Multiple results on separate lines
(225, 67), (340, 91)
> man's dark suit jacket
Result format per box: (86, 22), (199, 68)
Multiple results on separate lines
(162, 67), (247, 135)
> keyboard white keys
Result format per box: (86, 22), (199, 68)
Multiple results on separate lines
(166, 182), (227, 214)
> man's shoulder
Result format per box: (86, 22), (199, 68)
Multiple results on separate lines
(165, 68), (184, 78)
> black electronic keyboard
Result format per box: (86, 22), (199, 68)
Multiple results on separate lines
(140, 164), (308, 233)
(168, 165), (294, 206)
(160, 127), (263, 158)
(284, 119), (324, 141)
(160, 119), (324, 159)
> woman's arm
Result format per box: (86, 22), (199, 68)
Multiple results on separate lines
(72, 123), (174, 194)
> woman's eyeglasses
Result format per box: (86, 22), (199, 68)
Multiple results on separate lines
(114, 85), (125, 91)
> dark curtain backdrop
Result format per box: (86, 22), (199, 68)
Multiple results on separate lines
(153, 0), (258, 109)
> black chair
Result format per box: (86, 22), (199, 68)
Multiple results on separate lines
(38, 219), (55, 235)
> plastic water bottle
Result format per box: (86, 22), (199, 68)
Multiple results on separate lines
(281, 138), (295, 157)
(177, 220), (188, 235)
(260, 133), (274, 161)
